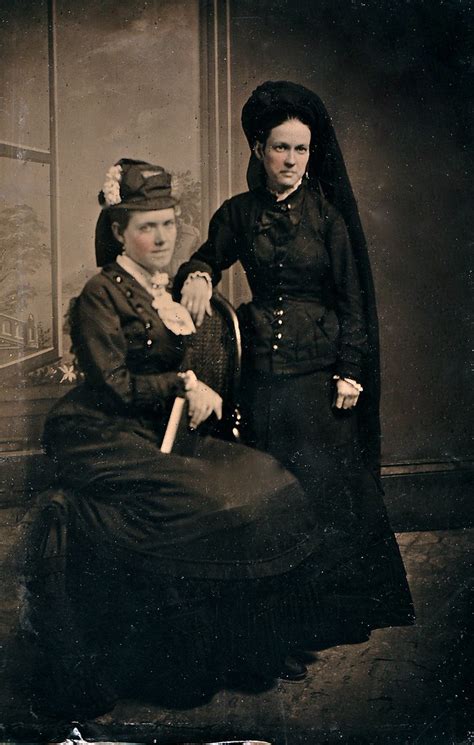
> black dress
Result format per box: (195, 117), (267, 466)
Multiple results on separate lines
(22, 257), (414, 717)
(175, 183), (373, 467)
(175, 182), (415, 620)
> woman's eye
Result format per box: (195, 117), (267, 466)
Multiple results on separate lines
(140, 225), (152, 232)
(296, 146), (308, 153)
(164, 221), (175, 228)
(274, 145), (286, 152)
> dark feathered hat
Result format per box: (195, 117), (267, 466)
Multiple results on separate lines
(95, 158), (180, 267)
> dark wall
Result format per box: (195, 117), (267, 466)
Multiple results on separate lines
(226, 0), (472, 466)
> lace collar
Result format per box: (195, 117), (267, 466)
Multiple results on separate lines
(116, 254), (195, 335)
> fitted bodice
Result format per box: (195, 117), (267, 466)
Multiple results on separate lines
(175, 183), (367, 379)
(241, 184), (333, 310)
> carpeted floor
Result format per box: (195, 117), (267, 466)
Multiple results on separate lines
(0, 520), (472, 744)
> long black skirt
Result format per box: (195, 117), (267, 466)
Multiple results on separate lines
(19, 387), (414, 716)
(240, 366), (414, 626)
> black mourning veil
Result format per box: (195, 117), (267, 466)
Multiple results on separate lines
(242, 81), (381, 478)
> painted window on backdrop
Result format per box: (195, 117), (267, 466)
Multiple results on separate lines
(0, 0), (60, 379)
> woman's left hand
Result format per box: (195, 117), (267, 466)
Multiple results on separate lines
(334, 378), (360, 410)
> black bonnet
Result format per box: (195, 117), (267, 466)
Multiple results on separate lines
(242, 80), (346, 197)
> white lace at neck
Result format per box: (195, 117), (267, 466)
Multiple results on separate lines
(116, 253), (195, 335)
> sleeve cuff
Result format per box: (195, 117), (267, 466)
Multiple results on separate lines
(133, 372), (186, 410)
(182, 271), (213, 300)
(334, 360), (362, 381)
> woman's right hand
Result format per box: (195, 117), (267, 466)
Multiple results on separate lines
(186, 380), (222, 428)
(180, 277), (212, 327)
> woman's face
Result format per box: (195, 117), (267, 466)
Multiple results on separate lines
(113, 209), (177, 273)
(257, 118), (311, 193)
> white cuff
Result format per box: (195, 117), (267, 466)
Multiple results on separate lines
(183, 271), (212, 300)
(333, 375), (363, 393)
(178, 370), (198, 391)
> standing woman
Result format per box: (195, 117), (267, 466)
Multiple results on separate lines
(176, 81), (414, 653)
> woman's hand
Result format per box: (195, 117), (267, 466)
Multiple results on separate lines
(186, 380), (222, 428)
(333, 378), (361, 410)
(180, 277), (212, 328)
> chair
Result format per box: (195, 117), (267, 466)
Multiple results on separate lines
(162, 290), (242, 451)
(185, 291), (241, 416)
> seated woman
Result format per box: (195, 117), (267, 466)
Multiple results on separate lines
(22, 158), (351, 718)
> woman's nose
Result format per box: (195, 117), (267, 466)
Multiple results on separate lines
(284, 150), (296, 165)
(154, 229), (165, 245)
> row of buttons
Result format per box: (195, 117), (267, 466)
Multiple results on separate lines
(272, 299), (285, 351)
(274, 267), (284, 352)
(115, 274), (155, 349)
(115, 276), (135, 298)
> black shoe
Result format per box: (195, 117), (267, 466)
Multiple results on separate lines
(279, 655), (307, 681)
(292, 648), (319, 664)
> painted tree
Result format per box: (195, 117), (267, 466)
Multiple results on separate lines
(0, 203), (50, 315)
(174, 171), (201, 229)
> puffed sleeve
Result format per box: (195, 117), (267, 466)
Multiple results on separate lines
(325, 206), (368, 381)
(174, 199), (241, 293)
(73, 279), (185, 412)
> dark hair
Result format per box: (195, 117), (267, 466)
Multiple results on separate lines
(108, 207), (131, 235)
(254, 106), (314, 147)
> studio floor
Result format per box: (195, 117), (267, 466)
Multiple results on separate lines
(0, 522), (472, 745)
